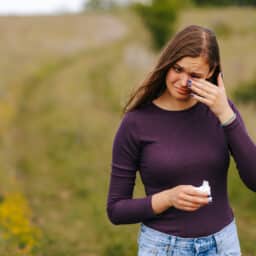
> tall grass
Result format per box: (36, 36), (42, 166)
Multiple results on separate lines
(0, 7), (255, 255)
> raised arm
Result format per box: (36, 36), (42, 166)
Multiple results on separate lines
(224, 100), (256, 192)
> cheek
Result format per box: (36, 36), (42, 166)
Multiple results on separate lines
(166, 70), (180, 86)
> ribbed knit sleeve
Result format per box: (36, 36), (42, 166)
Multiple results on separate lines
(223, 100), (256, 191)
(107, 112), (156, 225)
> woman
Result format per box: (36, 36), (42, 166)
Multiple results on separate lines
(106, 25), (256, 255)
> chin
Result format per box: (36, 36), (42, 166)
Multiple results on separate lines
(174, 93), (191, 101)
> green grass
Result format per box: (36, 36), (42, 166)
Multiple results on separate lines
(0, 7), (255, 255)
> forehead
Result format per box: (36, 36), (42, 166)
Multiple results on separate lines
(175, 56), (209, 73)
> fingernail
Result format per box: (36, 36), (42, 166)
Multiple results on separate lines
(187, 79), (192, 88)
(190, 93), (195, 97)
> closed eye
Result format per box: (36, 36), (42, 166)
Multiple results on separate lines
(191, 74), (201, 78)
(173, 64), (204, 78)
(173, 66), (182, 73)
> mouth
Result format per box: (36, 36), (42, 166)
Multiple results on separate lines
(175, 87), (191, 95)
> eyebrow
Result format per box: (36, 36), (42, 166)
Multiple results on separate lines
(174, 63), (205, 76)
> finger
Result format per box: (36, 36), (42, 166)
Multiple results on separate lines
(190, 93), (212, 106)
(217, 72), (224, 88)
(180, 205), (201, 212)
(182, 202), (202, 211)
(190, 79), (217, 94)
(178, 196), (202, 206)
(185, 186), (209, 197)
(182, 194), (209, 205)
(189, 85), (215, 100)
(193, 77), (218, 89)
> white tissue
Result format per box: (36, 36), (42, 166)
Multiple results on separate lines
(195, 180), (212, 202)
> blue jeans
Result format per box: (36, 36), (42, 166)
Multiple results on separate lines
(137, 219), (241, 255)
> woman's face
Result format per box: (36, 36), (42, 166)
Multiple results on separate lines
(165, 56), (213, 101)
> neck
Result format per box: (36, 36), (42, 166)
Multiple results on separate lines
(154, 91), (198, 111)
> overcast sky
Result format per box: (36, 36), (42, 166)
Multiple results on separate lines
(0, 0), (86, 15)
(0, 0), (146, 15)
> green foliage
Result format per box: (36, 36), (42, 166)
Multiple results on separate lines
(0, 193), (41, 255)
(1, 7), (256, 256)
(193, 0), (256, 6)
(132, 0), (182, 50)
(232, 78), (256, 103)
(84, 0), (117, 10)
(212, 20), (232, 38)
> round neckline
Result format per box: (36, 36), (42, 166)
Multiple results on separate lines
(150, 100), (201, 113)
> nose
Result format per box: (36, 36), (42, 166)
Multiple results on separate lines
(180, 73), (189, 87)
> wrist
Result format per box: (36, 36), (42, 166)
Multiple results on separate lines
(162, 189), (173, 208)
(218, 107), (235, 125)
(151, 190), (172, 215)
(221, 112), (237, 126)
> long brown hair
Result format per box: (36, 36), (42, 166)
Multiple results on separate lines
(123, 25), (221, 114)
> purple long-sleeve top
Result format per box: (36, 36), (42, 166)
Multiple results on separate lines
(107, 99), (256, 237)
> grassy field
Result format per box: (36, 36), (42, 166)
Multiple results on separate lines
(0, 6), (255, 255)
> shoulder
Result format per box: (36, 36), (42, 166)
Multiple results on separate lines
(121, 103), (152, 127)
(113, 107), (149, 144)
(117, 109), (142, 137)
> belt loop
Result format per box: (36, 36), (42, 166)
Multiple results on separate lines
(212, 234), (219, 254)
(170, 235), (176, 248)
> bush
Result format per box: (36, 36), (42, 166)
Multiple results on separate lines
(192, 0), (256, 6)
(132, 0), (184, 50)
(0, 193), (41, 254)
(232, 78), (256, 103)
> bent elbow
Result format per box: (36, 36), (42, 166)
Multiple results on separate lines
(240, 175), (256, 192)
(107, 205), (122, 225)
(245, 183), (256, 192)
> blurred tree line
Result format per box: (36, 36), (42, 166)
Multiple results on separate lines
(84, 0), (189, 49)
(84, 0), (256, 50)
(85, 0), (117, 10)
(84, 0), (256, 10)
(84, 0), (256, 102)
(132, 0), (184, 49)
(194, 0), (256, 5)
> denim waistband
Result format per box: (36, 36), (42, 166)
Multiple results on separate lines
(139, 218), (236, 249)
